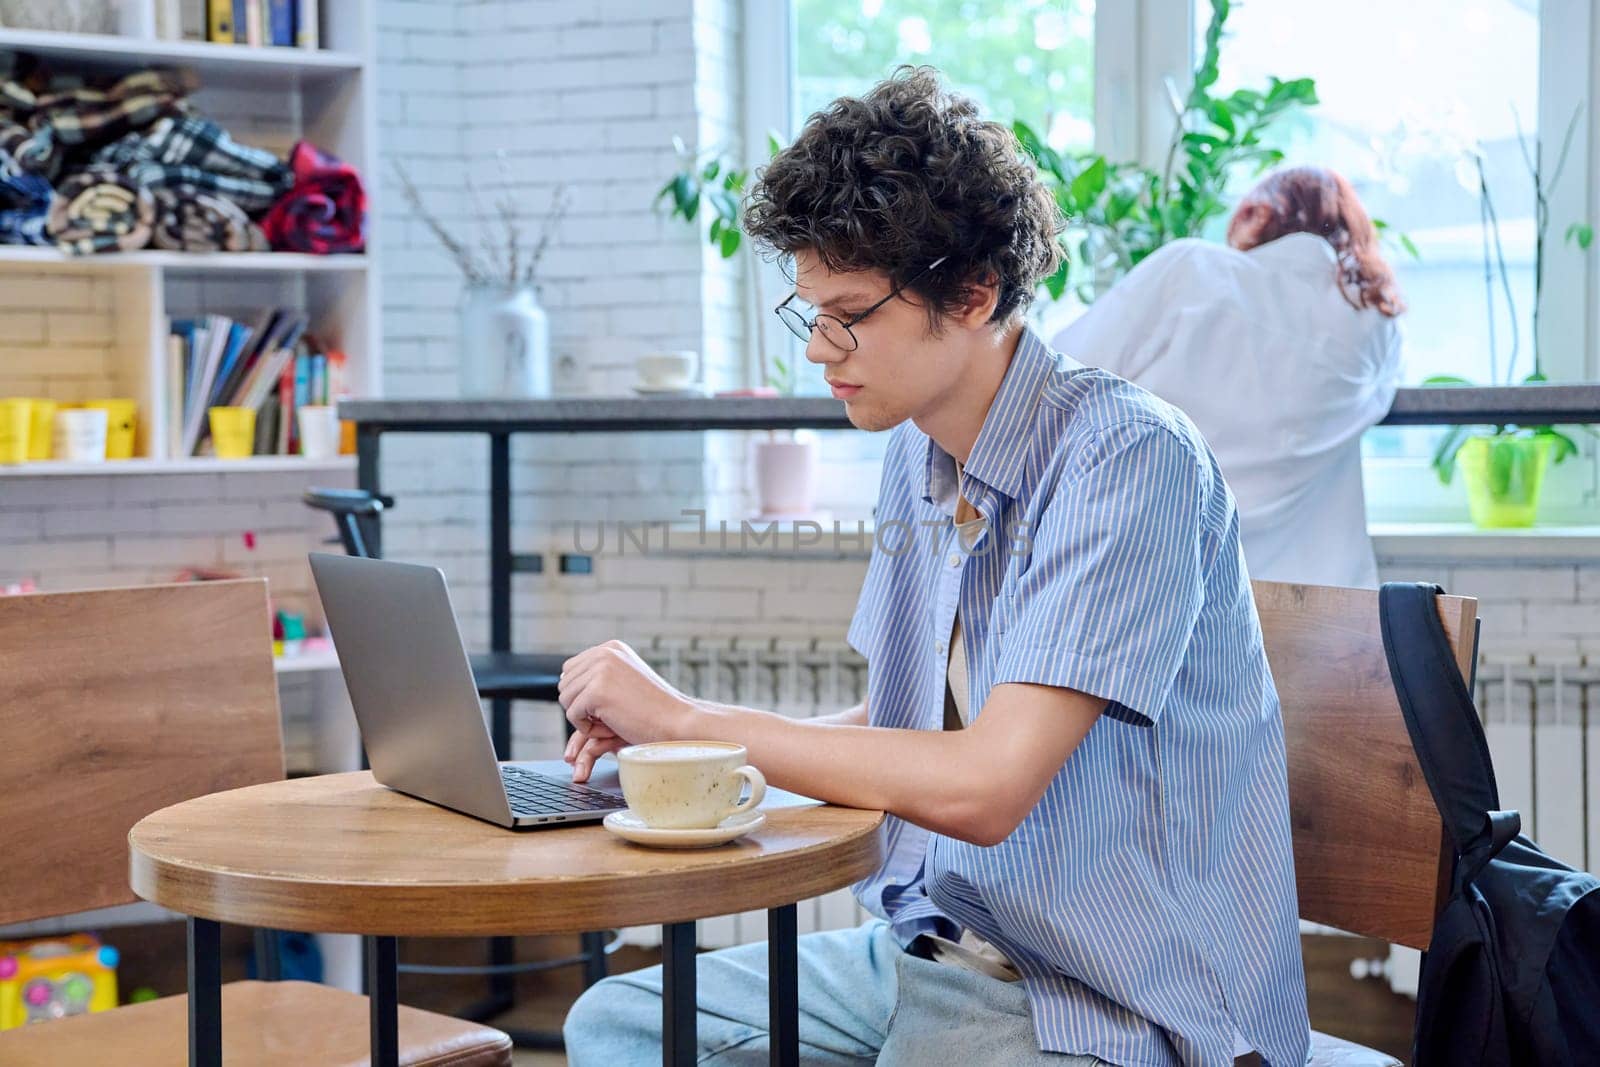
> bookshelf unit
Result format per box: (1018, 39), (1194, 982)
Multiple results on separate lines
(0, 0), (379, 476)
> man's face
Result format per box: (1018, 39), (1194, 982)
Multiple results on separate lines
(791, 249), (966, 432)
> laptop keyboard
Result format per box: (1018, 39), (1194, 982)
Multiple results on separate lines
(500, 765), (625, 818)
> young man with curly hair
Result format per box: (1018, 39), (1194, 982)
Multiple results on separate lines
(560, 67), (1311, 1067)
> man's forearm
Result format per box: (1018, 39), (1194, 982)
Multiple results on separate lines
(680, 701), (1002, 844)
(697, 699), (865, 728)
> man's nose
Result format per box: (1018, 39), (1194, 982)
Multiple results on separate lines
(804, 331), (844, 365)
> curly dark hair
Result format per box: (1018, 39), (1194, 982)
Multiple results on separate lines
(744, 66), (1062, 329)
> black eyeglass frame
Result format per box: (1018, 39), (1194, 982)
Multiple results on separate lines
(773, 256), (949, 352)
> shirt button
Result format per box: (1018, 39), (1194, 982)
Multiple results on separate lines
(947, 554), (960, 568)
(935, 641), (946, 655)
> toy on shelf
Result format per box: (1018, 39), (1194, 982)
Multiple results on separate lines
(0, 934), (119, 1030)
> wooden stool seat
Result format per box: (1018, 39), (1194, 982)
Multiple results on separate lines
(0, 980), (511, 1067)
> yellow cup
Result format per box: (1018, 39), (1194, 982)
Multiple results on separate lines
(25, 398), (56, 460)
(209, 406), (256, 459)
(83, 398), (138, 460)
(0, 399), (32, 463)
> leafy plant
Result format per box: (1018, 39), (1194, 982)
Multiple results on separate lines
(1426, 105), (1594, 486)
(1015, 0), (1317, 303)
(657, 133), (800, 393)
(656, 135), (750, 259)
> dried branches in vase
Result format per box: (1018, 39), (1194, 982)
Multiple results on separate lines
(391, 153), (570, 290)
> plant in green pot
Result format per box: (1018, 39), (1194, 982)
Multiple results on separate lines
(656, 135), (824, 520)
(1429, 397), (1576, 528)
(1427, 107), (1592, 528)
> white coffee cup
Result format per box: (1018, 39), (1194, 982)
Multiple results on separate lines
(616, 741), (767, 830)
(53, 408), (108, 462)
(297, 404), (340, 459)
(635, 351), (697, 390)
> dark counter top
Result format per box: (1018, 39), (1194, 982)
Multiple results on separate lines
(340, 384), (1600, 433)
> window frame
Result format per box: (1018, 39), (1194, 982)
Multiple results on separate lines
(749, 0), (1598, 520)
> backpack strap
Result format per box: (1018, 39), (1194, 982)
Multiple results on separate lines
(1379, 581), (1520, 884)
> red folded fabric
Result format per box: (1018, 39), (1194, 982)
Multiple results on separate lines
(262, 141), (366, 254)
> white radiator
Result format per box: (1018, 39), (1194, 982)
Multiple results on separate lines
(1475, 656), (1600, 874)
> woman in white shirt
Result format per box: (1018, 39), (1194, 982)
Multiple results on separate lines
(1052, 165), (1404, 588)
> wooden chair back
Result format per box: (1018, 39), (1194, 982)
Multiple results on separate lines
(1253, 580), (1478, 950)
(0, 580), (283, 926)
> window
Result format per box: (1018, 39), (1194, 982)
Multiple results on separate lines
(1204, 0), (1596, 518)
(753, 0), (1595, 519)
(794, 0), (1095, 153)
(1209, 0), (1541, 390)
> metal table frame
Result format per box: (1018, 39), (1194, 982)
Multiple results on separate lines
(183, 907), (803, 1067)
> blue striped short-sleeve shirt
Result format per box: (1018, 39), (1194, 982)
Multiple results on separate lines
(846, 326), (1311, 1066)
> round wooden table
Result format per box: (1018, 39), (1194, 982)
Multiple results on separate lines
(129, 770), (885, 1067)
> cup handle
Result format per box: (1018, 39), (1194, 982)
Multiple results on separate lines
(726, 765), (767, 817)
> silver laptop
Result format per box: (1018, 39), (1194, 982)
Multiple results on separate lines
(308, 552), (626, 829)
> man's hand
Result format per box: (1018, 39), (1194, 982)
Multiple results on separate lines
(558, 640), (699, 781)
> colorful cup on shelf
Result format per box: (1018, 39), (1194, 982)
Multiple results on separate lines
(0, 399), (32, 464)
(82, 398), (137, 460)
(24, 399), (56, 460)
(209, 407), (256, 459)
(52, 408), (108, 463)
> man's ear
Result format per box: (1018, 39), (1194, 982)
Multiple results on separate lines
(949, 269), (1001, 328)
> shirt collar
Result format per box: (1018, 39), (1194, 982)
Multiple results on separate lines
(922, 325), (1070, 508)
(1246, 232), (1338, 277)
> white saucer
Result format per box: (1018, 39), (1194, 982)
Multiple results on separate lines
(632, 382), (705, 396)
(602, 808), (765, 848)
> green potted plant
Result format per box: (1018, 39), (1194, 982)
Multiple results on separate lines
(656, 134), (797, 395)
(656, 135), (822, 519)
(1427, 108), (1591, 528)
(1013, 0), (1318, 304)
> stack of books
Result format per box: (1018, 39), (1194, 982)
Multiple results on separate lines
(156, 0), (320, 49)
(168, 309), (345, 457)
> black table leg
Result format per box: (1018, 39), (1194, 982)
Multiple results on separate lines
(489, 432), (511, 660)
(662, 921), (697, 1067)
(581, 930), (609, 987)
(187, 917), (221, 1067)
(355, 424), (383, 559)
(488, 434), (516, 1011)
(252, 928), (281, 981)
(768, 905), (799, 1067)
(366, 935), (399, 1067)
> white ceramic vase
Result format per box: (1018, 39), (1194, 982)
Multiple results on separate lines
(458, 284), (551, 398)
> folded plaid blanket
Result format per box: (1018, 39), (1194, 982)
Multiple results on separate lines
(0, 70), (193, 181)
(152, 184), (268, 252)
(0, 151), (52, 245)
(261, 141), (366, 254)
(95, 115), (291, 216)
(48, 166), (155, 255)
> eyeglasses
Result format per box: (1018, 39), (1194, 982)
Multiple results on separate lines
(774, 256), (948, 352)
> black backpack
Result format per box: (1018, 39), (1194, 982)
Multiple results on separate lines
(1380, 582), (1600, 1065)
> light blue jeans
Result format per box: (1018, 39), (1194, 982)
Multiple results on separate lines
(563, 920), (1104, 1066)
